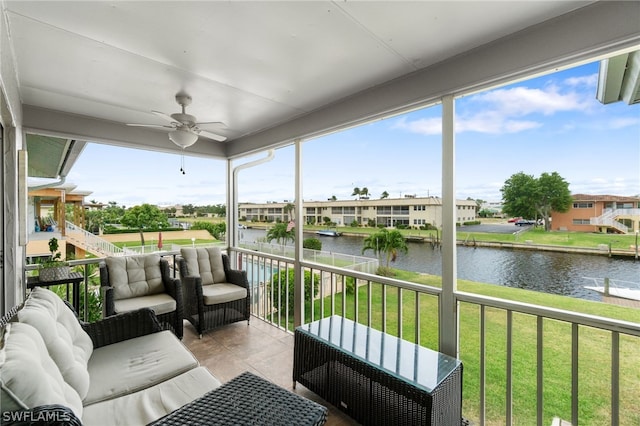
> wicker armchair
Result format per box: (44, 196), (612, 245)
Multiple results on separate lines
(177, 247), (250, 337)
(100, 254), (183, 339)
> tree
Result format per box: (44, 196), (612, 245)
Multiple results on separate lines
(380, 191), (389, 199)
(362, 228), (408, 275)
(182, 204), (195, 216)
(283, 203), (295, 221)
(535, 172), (573, 230)
(84, 209), (104, 234)
(468, 197), (485, 215)
(191, 221), (226, 240)
(360, 187), (369, 199)
(501, 171), (572, 231)
(120, 204), (169, 245)
(266, 222), (294, 245)
(103, 201), (125, 224)
(351, 187), (361, 200)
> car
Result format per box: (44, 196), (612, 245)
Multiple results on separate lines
(515, 219), (535, 226)
(507, 217), (522, 223)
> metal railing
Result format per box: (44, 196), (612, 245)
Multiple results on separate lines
(64, 221), (133, 257)
(238, 241), (379, 274)
(590, 209), (639, 233)
(229, 246), (640, 426)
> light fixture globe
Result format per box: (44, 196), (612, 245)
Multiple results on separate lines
(168, 128), (199, 148)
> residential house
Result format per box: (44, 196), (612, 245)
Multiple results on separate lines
(551, 194), (640, 233)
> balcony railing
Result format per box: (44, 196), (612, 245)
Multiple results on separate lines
(229, 247), (640, 426)
(25, 248), (640, 425)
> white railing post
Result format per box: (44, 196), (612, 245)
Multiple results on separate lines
(294, 139), (304, 327)
(440, 94), (459, 358)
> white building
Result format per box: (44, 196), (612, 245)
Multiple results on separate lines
(239, 197), (477, 228)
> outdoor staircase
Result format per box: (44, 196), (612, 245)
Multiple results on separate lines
(65, 221), (134, 257)
(590, 209), (637, 234)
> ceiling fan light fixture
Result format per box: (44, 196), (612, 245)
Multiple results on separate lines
(168, 128), (198, 148)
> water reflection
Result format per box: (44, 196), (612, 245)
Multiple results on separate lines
(239, 229), (639, 301)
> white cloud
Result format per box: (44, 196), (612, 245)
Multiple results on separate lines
(394, 83), (593, 136)
(569, 177), (640, 196)
(609, 117), (640, 129)
(564, 73), (598, 88)
(392, 117), (441, 135)
(473, 85), (588, 116)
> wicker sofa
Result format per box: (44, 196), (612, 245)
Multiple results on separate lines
(0, 287), (221, 425)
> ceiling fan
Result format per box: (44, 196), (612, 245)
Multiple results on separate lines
(127, 92), (227, 148)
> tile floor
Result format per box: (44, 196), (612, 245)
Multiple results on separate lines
(182, 318), (359, 426)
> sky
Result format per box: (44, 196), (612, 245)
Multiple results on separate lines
(65, 60), (640, 208)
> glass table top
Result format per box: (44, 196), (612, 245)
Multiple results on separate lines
(296, 315), (461, 393)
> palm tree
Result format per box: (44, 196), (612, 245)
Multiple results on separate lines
(266, 222), (294, 246)
(362, 232), (384, 263)
(352, 187), (361, 200)
(283, 202), (295, 221)
(380, 191), (389, 199)
(360, 187), (369, 199)
(362, 228), (408, 272)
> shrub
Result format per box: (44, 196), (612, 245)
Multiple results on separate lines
(191, 221), (226, 239)
(268, 269), (320, 317)
(303, 238), (322, 251)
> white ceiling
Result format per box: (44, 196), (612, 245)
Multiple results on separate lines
(3, 1), (639, 162)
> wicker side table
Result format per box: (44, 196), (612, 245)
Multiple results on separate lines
(294, 316), (463, 426)
(149, 371), (328, 426)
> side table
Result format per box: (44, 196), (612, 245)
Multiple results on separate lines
(294, 316), (463, 425)
(27, 272), (84, 315)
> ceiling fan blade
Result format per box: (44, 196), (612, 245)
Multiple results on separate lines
(195, 121), (226, 127)
(199, 129), (227, 142)
(126, 123), (174, 129)
(151, 110), (178, 123)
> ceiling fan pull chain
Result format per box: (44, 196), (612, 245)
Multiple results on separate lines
(180, 154), (186, 175)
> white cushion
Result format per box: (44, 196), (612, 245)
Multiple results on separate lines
(0, 322), (83, 419)
(84, 331), (198, 405)
(106, 254), (165, 300)
(17, 287), (93, 400)
(113, 293), (176, 316)
(202, 283), (248, 305)
(180, 247), (225, 285)
(82, 367), (220, 425)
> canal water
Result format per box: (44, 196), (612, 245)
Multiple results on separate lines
(238, 228), (639, 301)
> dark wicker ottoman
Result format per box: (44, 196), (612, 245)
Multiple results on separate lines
(294, 316), (463, 426)
(149, 371), (328, 426)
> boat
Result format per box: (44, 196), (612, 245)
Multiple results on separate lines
(316, 230), (342, 237)
(583, 277), (640, 302)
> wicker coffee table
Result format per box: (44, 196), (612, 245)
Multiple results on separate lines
(294, 316), (463, 426)
(150, 371), (328, 426)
